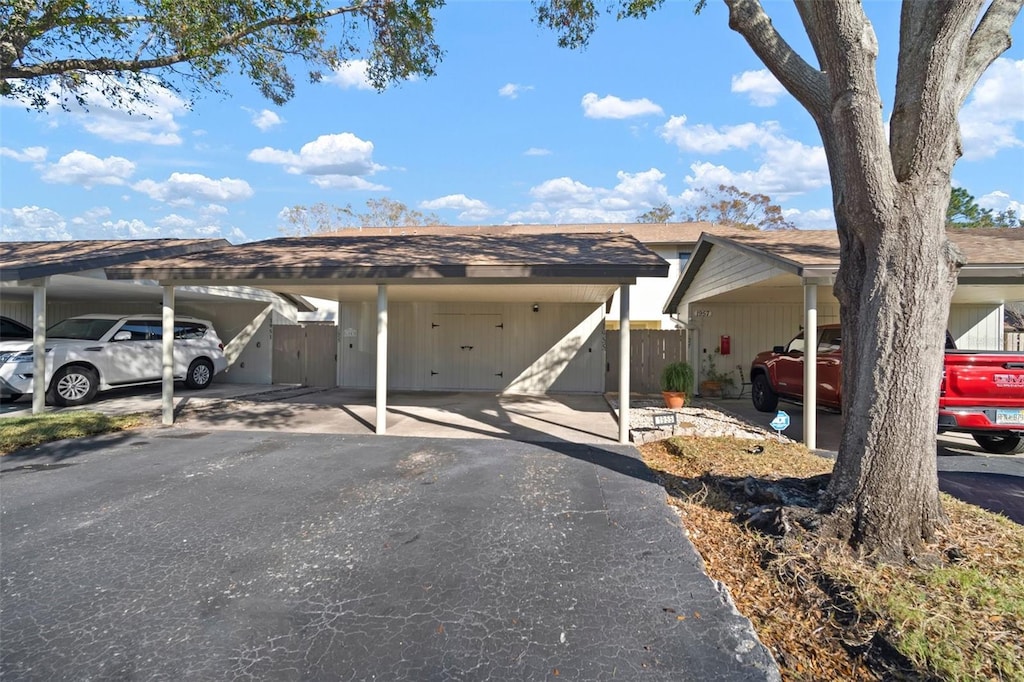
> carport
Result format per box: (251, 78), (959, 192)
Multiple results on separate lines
(1, 239), (312, 414)
(664, 227), (1024, 449)
(106, 233), (669, 443)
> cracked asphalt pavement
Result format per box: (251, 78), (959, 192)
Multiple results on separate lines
(1, 429), (778, 680)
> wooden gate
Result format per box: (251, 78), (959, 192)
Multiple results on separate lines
(272, 324), (337, 387)
(605, 329), (687, 393)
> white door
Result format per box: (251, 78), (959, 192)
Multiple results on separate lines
(105, 319), (161, 384)
(430, 314), (503, 390)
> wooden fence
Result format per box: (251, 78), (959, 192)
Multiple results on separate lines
(1007, 332), (1024, 352)
(605, 329), (687, 394)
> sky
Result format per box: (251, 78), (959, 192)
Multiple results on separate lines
(2, 1), (1023, 244)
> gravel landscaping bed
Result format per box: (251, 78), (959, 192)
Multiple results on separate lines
(608, 396), (792, 445)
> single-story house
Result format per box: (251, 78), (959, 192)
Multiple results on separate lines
(104, 232), (670, 442)
(663, 227), (1024, 447)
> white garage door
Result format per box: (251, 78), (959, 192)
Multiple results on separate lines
(430, 313), (504, 390)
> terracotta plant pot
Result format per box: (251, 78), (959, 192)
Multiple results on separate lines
(662, 391), (687, 409)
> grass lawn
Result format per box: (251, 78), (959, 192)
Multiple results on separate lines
(640, 436), (1024, 682)
(0, 411), (153, 455)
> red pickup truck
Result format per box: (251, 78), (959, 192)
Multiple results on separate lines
(750, 324), (1024, 454)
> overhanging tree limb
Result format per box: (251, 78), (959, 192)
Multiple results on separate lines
(960, 0), (1024, 104)
(723, 0), (828, 119)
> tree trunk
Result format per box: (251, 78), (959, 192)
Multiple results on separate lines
(821, 184), (960, 561)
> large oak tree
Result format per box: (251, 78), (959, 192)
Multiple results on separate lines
(538, 0), (1022, 561)
(1, 0), (443, 109)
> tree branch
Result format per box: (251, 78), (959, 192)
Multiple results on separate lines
(723, 0), (828, 120)
(2, 4), (363, 80)
(959, 0), (1024, 105)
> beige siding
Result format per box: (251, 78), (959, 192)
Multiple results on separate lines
(338, 301), (604, 394)
(686, 247), (790, 303)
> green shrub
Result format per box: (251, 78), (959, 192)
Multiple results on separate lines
(660, 361), (694, 394)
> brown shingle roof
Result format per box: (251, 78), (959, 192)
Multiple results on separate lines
(320, 222), (750, 245)
(0, 239), (230, 281)
(107, 233), (668, 281)
(720, 227), (1024, 266)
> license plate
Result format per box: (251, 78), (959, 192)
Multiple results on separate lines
(995, 409), (1024, 425)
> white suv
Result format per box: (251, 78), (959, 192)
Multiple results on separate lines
(0, 314), (228, 406)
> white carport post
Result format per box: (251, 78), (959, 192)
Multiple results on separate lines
(162, 285), (176, 426)
(31, 280), (48, 415)
(375, 284), (388, 435)
(618, 284), (630, 444)
(803, 281), (818, 450)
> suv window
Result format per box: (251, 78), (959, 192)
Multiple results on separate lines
(47, 318), (119, 340)
(174, 322), (208, 339)
(118, 320), (161, 341)
(1, 317), (32, 339)
(787, 333), (805, 354)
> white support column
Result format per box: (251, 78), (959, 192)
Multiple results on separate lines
(31, 282), (47, 415)
(803, 282), (818, 450)
(162, 285), (175, 426)
(618, 284), (631, 444)
(375, 285), (388, 435)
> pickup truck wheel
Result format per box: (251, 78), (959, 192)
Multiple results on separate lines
(48, 365), (99, 407)
(751, 374), (779, 412)
(972, 433), (1024, 455)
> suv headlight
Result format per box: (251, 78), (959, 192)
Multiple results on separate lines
(0, 351), (34, 364)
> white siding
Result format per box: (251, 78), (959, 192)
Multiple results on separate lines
(338, 301), (605, 394)
(947, 304), (1004, 350)
(686, 246), (790, 303)
(605, 246), (686, 328)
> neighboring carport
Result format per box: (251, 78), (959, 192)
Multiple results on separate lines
(106, 233), (669, 443)
(663, 228), (1024, 449)
(0, 239), (313, 415)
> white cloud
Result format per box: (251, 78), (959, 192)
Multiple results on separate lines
(977, 190), (1023, 216)
(524, 147), (552, 156)
(420, 194), (496, 222)
(249, 132), (385, 187)
(514, 168), (675, 223)
(325, 60), (374, 90)
(41, 150), (136, 188)
(1, 146), (47, 163)
(101, 218), (162, 238)
(200, 203), (229, 216)
(661, 116), (775, 153)
(0, 206), (70, 240)
(960, 58), (1024, 160)
(309, 176), (389, 191)
(133, 172), (253, 205)
(499, 83), (533, 99)
(782, 207), (836, 230)
(663, 116), (828, 198)
(731, 69), (786, 107)
(70, 206), (113, 225)
(32, 75), (188, 145)
(251, 109), (284, 131)
(581, 92), (664, 119)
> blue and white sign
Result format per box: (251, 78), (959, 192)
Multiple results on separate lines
(770, 410), (791, 434)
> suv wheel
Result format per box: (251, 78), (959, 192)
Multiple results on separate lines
(972, 433), (1023, 455)
(184, 358), (214, 390)
(751, 374), (779, 413)
(48, 365), (99, 406)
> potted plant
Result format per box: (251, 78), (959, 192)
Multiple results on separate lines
(660, 361), (694, 409)
(700, 350), (736, 398)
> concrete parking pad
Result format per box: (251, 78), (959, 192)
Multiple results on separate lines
(1, 430), (778, 680)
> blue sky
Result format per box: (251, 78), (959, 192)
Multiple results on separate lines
(2, 1), (1022, 243)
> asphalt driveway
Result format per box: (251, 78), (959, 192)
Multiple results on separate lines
(1, 430), (778, 680)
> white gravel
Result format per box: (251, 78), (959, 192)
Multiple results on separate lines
(608, 397), (792, 445)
